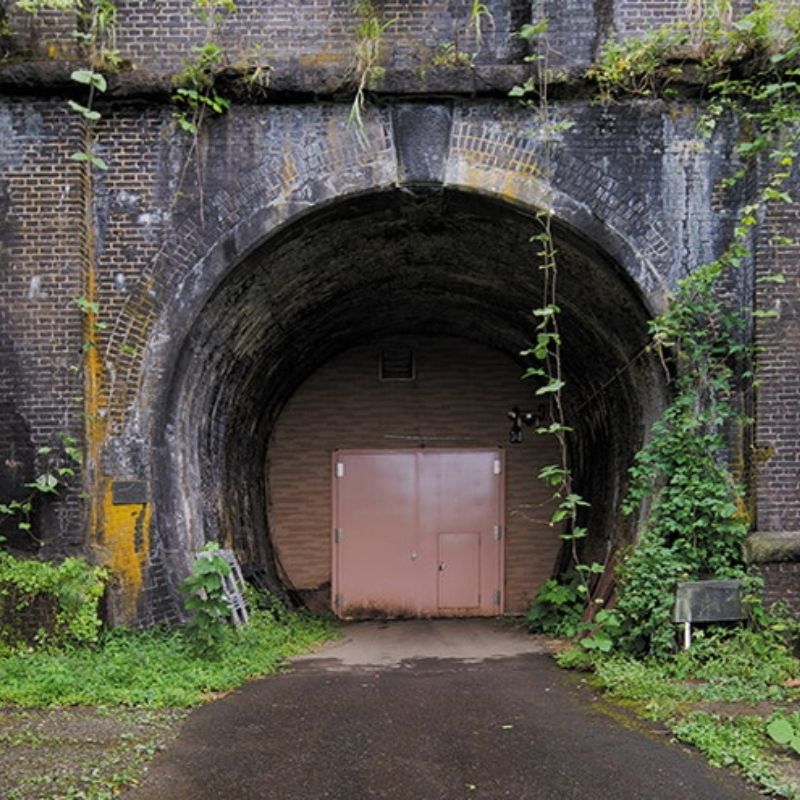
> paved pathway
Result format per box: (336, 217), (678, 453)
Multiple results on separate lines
(126, 620), (761, 799)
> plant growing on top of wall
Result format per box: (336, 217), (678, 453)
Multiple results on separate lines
(467, 0), (494, 57)
(76, 0), (119, 70)
(172, 0), (238, 136)
(519, 1), (800, 656)
(15, 0), (120, 68)
(542, 0), (800, 658)
(348, 0), (394, 143)
(587, 0), (798, 101)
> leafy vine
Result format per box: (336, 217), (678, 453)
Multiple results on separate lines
(511, 17), (595, 619)
(529, 1), (800, 658)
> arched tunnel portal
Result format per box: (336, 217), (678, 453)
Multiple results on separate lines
(152, 186), (666, 619)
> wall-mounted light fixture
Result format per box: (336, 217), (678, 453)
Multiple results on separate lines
(507, 406), (544, 444)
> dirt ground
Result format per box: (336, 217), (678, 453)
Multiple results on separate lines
(0, 706), (187, 799)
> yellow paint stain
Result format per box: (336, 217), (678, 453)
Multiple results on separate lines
(76, 135), (151, 624)
(100, 482), (152, 624)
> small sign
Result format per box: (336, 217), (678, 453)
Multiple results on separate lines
(673, 579), (743, 623)
(112, 480), (148, 505)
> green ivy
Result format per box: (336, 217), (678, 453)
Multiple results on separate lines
(527, 0), (800, 658)
(0, 551), (106, 651)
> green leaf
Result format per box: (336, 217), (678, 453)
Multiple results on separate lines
(533, 304), (560, 317)
(536, 379), (566, 396)
(67, 100), (101, 121)
(26, 473), (59, 493)
(71, 69), (107, 92)
(767, 718), (794, 746)
(515, 19), (548, 40)
(89, 154), (109, 171)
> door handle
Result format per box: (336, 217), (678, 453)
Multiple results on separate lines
(438, 562), (446, 571)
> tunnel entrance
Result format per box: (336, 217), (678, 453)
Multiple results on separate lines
(157, 187), (666, 618)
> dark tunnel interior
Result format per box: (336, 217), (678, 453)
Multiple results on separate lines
(156, 186), (666, 600)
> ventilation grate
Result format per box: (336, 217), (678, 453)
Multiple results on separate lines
(379, 347), (415, 381)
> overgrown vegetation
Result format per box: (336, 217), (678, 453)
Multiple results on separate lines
(562, 625), (800, 797)
(0, 600), (332, 798)
(0, 606), (331, 707)
(523, 2), (800, 794)
(0, 553), (106, 651)
(172, 0), (237, 138)
(528, 0), (800, 658)
(348, 0), (393, 142)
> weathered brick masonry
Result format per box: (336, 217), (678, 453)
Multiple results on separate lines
(0, 0), (798, 623)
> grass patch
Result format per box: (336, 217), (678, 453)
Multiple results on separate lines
(0, 609), (334, 708)
(0, 608), (335, 798)
(559, 627), (800, 798)
(672, 712), (799, 798)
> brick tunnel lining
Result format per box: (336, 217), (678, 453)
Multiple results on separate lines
(152, 187), (666, 617)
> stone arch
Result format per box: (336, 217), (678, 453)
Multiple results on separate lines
(99, 102), (675, 622)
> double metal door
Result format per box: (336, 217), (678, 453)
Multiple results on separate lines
(332, 449), (504, 618)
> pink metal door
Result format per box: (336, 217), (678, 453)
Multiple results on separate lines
(333, 449), (503, 618)
(420, 450), (503, 616)
(332, 451), (420, 617)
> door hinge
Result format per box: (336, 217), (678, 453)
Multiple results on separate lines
(493, 525), (502, 541)
(492, 590), (501, 605)
(335, 593), (343, 608)
(493, 458), (502, 475)
(335, 462), (345, 478)
(334, 528), (344, 544)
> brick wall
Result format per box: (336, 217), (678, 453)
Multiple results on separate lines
(614, 0), (754, 39)
(0, 99), (85, 552)
(6, 0), (788, 77)
(268, 336), (562, 614)
(121, 0), (529, 70)
(761, 563), (800, 617)
(1, 0), (798, 622)
(754, 196), (800, 535)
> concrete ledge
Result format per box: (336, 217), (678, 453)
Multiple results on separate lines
(744, 532), (800, 564)
(0, 61), (536, 100)
(0, 60), (711, 102)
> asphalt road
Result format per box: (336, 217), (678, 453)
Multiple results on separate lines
(126, 621), (761, 800)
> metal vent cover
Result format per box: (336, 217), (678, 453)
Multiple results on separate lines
(379, 347), (415, 381)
